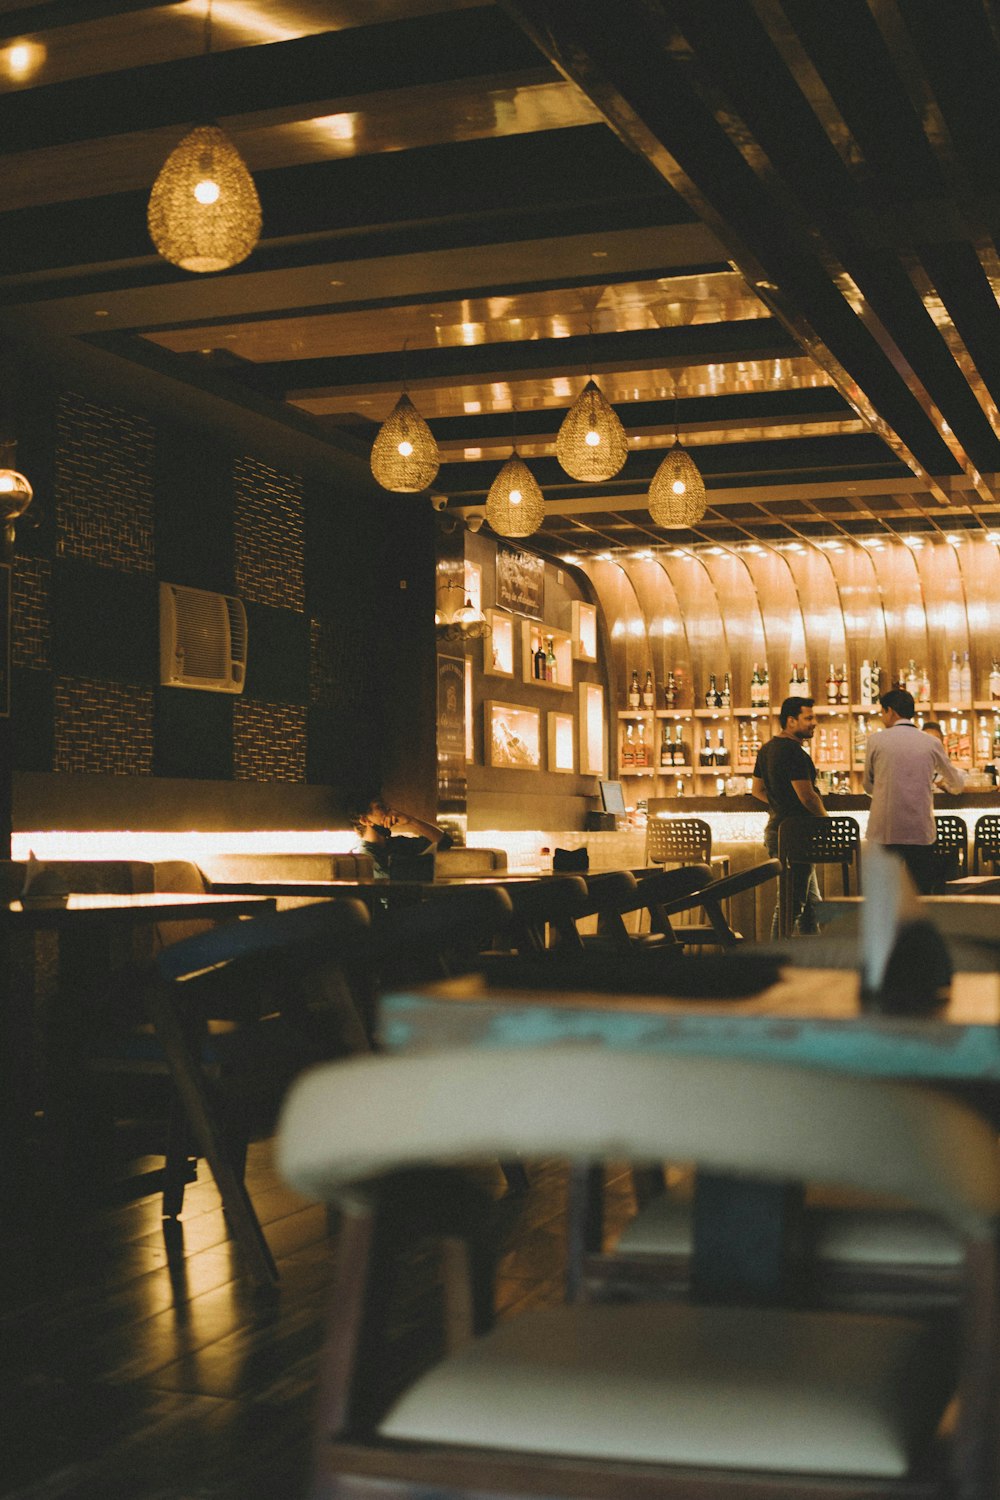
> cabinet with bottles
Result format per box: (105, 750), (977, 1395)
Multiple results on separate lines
(617, 713), (656, 775)
(521, 623), (572, 690)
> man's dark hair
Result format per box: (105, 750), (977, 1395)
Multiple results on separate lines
(881, 687), (915, 719)
(779, 695), (814, 728)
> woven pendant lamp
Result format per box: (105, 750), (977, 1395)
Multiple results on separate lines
(486, 451), (544, 537)
(148, 124), (261, 273)
(648, 390), (706, 527)
(555, 378), (628, 481)
(370, 393), (440, 492)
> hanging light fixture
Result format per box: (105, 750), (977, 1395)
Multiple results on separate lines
(0, 443), (32, 553)
(648, 391), (706, 528)
(486, 451), (544, 538)
(555, 377), (628, 482)
(370, 392), (440, 492)
(147, 4), (261, 273)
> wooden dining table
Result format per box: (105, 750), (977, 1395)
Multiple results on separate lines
(1, 891), (278, 1150)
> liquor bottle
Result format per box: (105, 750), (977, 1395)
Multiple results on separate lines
(699, 729), (714, 766)
(628, 670), (641, 709)
(674, 731), (688, 766)
(634, 724), (648, 768)
(859, 659), (872, 708)
(826, 663), (838, 704)
(622, 722), (635, 768)
(947, 717), (960, 758)
(642, 669), (654, 708)
(664, 670), (677, 709)
(738, 721), (752, 766)
(720, 671), (732, 708)
(715, 728), (729, 766)
(990, 658), (1000, 703)
(853, 714), (867, 763)
(750, 663), (762, 708)
(830, 726), (842, 764)
(546, 637), (557, 684)
(993, 716), (1000, 759)
(533, 636), (546, 680)
(660, 723), (672, 768)
(904, 659), (918, 698)
(870, 658), (881, 706)
(760, 664), (769, 705)
(961, 650), (972, 702)
(959, 717), (971, 762)
(788, 663), (798, 695)
(948, 651), (961, 703)
(817, 726), (828, 766)
(705, 673), (718, 709)
(838, 664), (849, 705)
(919, 665), (931, 707)
(977, 716), (991, 762)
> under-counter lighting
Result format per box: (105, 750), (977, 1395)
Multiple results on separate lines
(11, 829), (359, 862)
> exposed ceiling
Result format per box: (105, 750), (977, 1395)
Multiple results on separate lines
(4, 0), (1000, 561)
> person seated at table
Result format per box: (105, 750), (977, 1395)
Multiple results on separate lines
(349, 797), (453, 878)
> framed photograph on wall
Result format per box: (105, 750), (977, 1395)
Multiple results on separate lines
(496, 544), (544, 619)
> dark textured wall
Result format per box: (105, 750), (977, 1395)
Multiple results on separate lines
(6, 340), (437, 831)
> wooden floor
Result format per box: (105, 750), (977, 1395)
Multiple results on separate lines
(0, 1138), (636, 1500)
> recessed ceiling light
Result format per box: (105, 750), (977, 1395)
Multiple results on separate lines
(591, 250), (608, 258)
(94, 309), (109, 317)
(328, 279), (344, 286)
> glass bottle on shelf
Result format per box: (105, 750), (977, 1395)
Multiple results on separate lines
(993, 716), (1000, 759)
(699, 729), (714, 766)
(788, 663), (799, 695)
(990, 658), (1000, 703)
(664, 670), (677, 708)
(918, 665), (931, 708)
(830, 726), (842, 764)
(904, 659), (918, 699)
(546, 636), (557, 684)
(826, 663), (838, 703)
(533, 636), (546, 680)
(853, 714), (867, 763)
(870, 657), (881, 706)
(859, 659), (872, 707)
(948, 651), (961, 703)
(946, 717), (960, 758)
(720, 671), (732, 707)
(628, 670), (640, 709)
(642, 669), (654, 708)
(816, 726), (828, 765)
(622, 722), (635, 768)
(715, 728), (729, 766)
(705, 673), (718, 708)
(660, 723), (672, 768)
(977, 716), (991, 762)
(674, 730), (688, 766)
(838, 664), (849, 705)
(634, 723), (648, 768)
(760, 663), (769, 705)
(959, 717), (971, 762)
(750, 662), (762, 708)
(961, 651), (972, 702)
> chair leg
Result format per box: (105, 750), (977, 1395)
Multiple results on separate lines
(144, 979), (278, 1287)
(163, 1097), (197, 1217)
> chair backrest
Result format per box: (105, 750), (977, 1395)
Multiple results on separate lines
(777, 816), (861, 876)
(646, 817), (712, 867)
(279, 1047), (1000, 1239)
(494, 876), (590, 951)
(973, 813), (1000, 874)
(155, 896), (371, 984)
(434, 846), (508, 875)
(933, 814), (969, 876)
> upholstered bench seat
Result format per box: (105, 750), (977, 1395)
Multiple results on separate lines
(379, 1300), (949, 1476)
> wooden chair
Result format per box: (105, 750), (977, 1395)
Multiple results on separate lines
(777, 816), (861, 938)
(972, 813), (1000, 874)
(87, 898), (374, 1286)
(279, 1047), (1000, 1499)
(644, 860), (779, 949)
(487, 876), (590, 953)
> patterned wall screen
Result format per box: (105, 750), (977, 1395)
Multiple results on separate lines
(233, 698), (307, 782)
(55, 394), (154, 573)
(233, 457), (304, 611)
(13, 557), (51, 671)
(54, 677), (154, 775)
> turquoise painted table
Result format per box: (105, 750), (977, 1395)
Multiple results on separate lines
(380, 965), (1000, 1082)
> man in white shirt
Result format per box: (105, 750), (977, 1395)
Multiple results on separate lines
(863, 688), (965, 892)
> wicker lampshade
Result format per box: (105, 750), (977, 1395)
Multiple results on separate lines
(485, 452), (544, 537)
(370, 393), (440, 492)
(648, 438), (707, 527)
(555, 378), (628, 481)
(148, 125), (262, 273)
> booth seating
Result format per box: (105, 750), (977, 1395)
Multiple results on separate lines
(198, 852), (375, 886)
(434, 846), (508, 875)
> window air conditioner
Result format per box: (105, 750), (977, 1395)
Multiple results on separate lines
(159, 582), (248, 693)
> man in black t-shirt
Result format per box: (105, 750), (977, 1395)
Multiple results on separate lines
(751, 696), (828, 936)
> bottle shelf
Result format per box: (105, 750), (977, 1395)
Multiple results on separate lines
(618, 708), (654, 719)
(814, 703), (852, 715)
(694, 706), (732, 718)
(654, 708), (694, 719)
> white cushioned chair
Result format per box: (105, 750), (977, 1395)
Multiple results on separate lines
(278, 1047), (1000, 1498)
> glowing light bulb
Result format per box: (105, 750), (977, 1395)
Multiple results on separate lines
(509, 488), (522, 505)
(397, 440), (413, 457)
(0, 475), (13, 493)
(585, 429), (600, 446)
(193, 179), (220, 204)
(672, 479), (686, 495)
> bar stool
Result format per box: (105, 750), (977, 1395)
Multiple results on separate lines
(972, 813), (1000, 874)
(645, 817), (730, 879)
(777, 816), (861, 939)
(931, 813), (969, 888)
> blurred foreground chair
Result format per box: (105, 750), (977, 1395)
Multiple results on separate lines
(644, 860), (779, 949)
(87, 898), (374, 1286)
(280, 1048), (1000, 1498)
(972, 813), (1000, 874)
(778, 816), (861, 938)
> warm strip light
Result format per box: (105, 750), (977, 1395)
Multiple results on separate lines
(11, 829), (359, 862)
